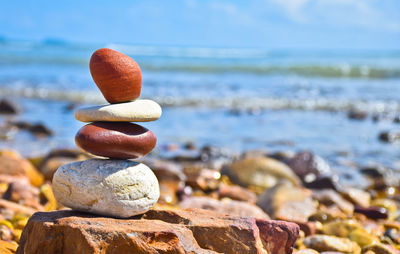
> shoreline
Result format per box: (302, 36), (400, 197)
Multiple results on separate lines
(1, 96), (400, 168)
(1, 138), (400, 252)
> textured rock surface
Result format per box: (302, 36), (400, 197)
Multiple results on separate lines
(17, 210), (215, 254)
(52, 159), (159, 218)
(180, 196), (270, 219)
(90, 48), (142, 104)
(143, 209), (299, 254)
(74, 99), (162, 122)
(75, 122), (156, 159)
(17, 209), (299, 254)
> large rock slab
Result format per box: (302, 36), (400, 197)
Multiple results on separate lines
(17, 209), (299, 254)
(17, 210), (214, 254)
(140, 209), (298, 254)
(179, 196), (270, 219)
(74, 100), (162, 122)
(52, 159), (159, 218)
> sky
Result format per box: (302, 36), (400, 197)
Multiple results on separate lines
(1, 0), (399, 49)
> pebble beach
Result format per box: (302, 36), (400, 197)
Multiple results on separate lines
(1, 42), (400, 253)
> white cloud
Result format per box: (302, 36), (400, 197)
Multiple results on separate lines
(271, 0), (310, 22)
(270, 0), (400, 32)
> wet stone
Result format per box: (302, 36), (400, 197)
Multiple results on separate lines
(0, 98), (20, 115)
(304, 175), (340, 190)
(379, 131), (400, 143)
(288, 151), (331, 183)
(347, 110), (368, 120)
(354, 206), (388, 220)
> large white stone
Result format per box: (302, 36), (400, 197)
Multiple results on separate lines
(74, 99), (162, 122)
(52, 159), (160, 218)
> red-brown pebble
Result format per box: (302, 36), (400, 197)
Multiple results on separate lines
(90, 48), (142, 104)
(75, 122), (156, 159)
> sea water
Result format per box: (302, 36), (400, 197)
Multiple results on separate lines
(0, 39), (399, 169)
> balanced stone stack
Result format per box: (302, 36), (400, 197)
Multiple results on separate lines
(52, 48), (162, 218)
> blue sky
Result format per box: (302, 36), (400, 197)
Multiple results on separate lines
(1, 0), (399, 49)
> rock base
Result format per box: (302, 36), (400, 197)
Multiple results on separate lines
(17, 208), (299, 254)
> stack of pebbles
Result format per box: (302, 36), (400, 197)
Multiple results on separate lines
(52, 48), (162, 218)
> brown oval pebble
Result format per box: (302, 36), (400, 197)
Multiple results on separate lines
(90, 48), (142, 103)
(75, 122), (156, 159)
(354, 205), (388, 220)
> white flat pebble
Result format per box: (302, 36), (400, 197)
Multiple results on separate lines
(52, 159), (160, 218)
(74, 99), (162, 122)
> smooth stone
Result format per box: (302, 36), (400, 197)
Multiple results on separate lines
(348, 229), (378, 248)
(288, 151), (331, 183)
(303, 235), (360, 254)
(257, 181), (317, 222)
(74, 99), (162, 122)
(75, 122), (156, 159)
(52, 159), (160, 218)
(322, 220), (363, 238)
(362, 243), (398, 254)
(226, 156), (301, 192)
(294, 250), (319, 254)
(354, 206), (388, 220)
(341, 187), (371, 207)
(90, 48), (142, 104)
(312, 189), (354, 215)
